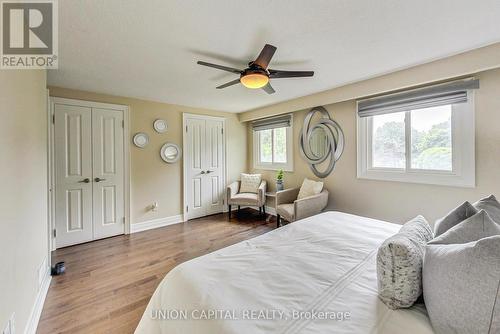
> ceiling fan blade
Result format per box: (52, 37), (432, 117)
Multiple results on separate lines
(216, 79), (241, 89)
(197, 61), (242, 74)
(253, 44), (277, 69)
(269, 69), (314, 78)
(262, 82), (275, 94)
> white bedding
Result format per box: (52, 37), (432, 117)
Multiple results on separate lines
(136, 211), (434, 334)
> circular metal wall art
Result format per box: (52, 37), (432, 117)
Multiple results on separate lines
(299, 106), (345, 178)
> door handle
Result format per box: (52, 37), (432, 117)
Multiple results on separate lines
(94, 177), (107, 182)
(206, 170), (213, 174)
(79, 178), (90, 183)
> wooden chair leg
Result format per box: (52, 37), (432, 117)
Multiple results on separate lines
(228, 205), (231, 220)
(277, 214), (281, 228)
(259, 207), (262, 214)
(237, 205), (241, 216)
(262, 205), (266, 216)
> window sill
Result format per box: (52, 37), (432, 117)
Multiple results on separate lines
(357, 169), (475, 188)
(253, 164), (293, 172)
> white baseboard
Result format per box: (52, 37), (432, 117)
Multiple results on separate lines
(25, 266), (51, 334)
(131, 215), (183, 233)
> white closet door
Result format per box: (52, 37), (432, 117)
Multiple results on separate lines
(92, 108), (125, 239)
(54, 104), (93, 247)
(185, 118), (207, 220)
(204, 119), (224, 215)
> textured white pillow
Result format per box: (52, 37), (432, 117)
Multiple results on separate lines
(377, 215), (433, 309)
(239, 173), (261, 194)
(297, 178), (323, 200)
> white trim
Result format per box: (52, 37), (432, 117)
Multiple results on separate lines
(24, 265), (51, 334)
(130, 215), (183, 233)
(356, 91), (475, 187)
(182, 113), (227, 221)
(253, 117), (294, 171)
(48, 97), (131, 249)
(123, 106), (131, 234)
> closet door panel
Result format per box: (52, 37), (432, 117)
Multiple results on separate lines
(92, 108), (125, 239)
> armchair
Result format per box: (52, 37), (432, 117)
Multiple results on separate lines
(227, 180), (267, 220)
(275, 187), (329, 227)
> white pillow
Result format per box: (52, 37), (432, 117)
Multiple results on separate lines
(297, 178), (323, 200)
(239, 173), (261, 194)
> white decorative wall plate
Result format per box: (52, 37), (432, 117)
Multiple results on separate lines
(160, 142), (181, 163)
(133, 133), (149, 148)
(153, 119), (168, 133)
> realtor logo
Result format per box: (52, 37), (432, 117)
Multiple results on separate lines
(1, 0), (58, 68)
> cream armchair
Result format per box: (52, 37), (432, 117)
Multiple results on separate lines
(275, 188), (329, 227)
(227, 180), (267, 220)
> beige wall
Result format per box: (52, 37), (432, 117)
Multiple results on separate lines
(0, 70), (48, 332)
(249, 68), (500, 224)
(48, 87), (247, 224)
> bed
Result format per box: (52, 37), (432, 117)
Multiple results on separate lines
(135, 211), (434, 334)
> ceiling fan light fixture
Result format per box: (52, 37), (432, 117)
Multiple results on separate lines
(240, 73), (269, 89)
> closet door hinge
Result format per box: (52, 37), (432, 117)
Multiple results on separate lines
(52, 114), (55, 124)
(221, 128), (223, 135)
(122, 120), (124, 128)
(186, 205), (189, 212)
(53, 229), (56, 238)
(186, 125), (188, 132)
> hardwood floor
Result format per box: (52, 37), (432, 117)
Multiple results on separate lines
(37, 209), (275, 334)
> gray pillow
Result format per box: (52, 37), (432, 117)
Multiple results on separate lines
(474, 194), (500, 224)
(434, 201), (478, 237)
(430, 210), (500, 245)
(377, 215), (433, 309)
(423, 236), (500, 334)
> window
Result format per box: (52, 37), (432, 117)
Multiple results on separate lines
(253, 114), (293, 171)
(357, 79), (477, 187)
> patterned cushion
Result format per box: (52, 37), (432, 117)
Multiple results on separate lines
(474, 194), (500, 224)
(297, 178), (323, 200)
(376, 215), (433, 309)
(239, 173), (261, 194)
(434, 201), (477, 237)
(430, 210), (500, 245)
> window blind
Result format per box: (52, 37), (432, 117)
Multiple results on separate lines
(357, 78), (479, 118)
(251, 114), (292, 131)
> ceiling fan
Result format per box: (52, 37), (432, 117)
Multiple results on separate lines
(197, 44), (314, 94)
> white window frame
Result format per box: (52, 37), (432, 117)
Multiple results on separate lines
(253, 123), (294, 172)
(357, 91), (475, 187)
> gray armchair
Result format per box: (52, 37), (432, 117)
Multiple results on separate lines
(227, 180), (267, 220)
(275, 188), (329, 227)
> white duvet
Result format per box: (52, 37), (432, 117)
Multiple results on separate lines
(136, 211), (434, 334)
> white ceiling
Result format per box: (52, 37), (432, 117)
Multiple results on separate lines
(48, 0), (500, 113)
